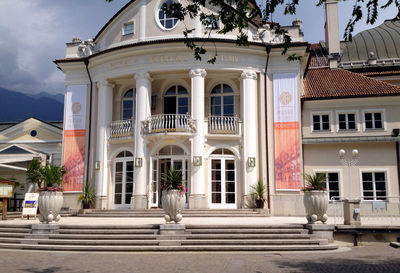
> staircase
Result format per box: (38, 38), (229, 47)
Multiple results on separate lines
(78, 209), (267, 217)
(0, 224), (338, 252)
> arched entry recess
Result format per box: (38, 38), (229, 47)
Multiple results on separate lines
(149, 144), (190, 208)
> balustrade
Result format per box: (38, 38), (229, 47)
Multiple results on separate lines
(144, 114), (195, 134)
(208, 116), (240, 135)
(110, 119), (134, 139)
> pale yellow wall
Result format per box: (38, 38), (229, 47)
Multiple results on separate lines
(302, 96), (400, 138)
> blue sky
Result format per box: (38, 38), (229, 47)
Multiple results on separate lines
(0, 0), (397, 95)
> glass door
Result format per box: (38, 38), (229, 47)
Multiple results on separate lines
(114, 160), (134, 209)
(210, 158), (236, 208)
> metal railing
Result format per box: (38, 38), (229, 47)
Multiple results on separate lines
(144, 114), (195, 134)
(208, 116), (240, 135)
(331, 196), (400, 226)
(110, 119), (134, 139)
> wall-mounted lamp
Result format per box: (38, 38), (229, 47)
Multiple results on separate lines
(193, 156), (202, 166)
(135, 157), (142, 167)
(95, 161), (101, 170)
(247, 157), (255, 167)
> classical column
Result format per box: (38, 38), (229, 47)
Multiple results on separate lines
(189, 68), (207, 208)
(95, 80), (114, 209)
(240, 69), (258, 207)
(138, 0), (146, 41)
(131, 71), (151, 209)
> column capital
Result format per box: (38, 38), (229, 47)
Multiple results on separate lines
(97, 80), (115, 89)
(189, 69), (207, 78)
(241, 70), (257, 80)
(135, 71), (152, 81)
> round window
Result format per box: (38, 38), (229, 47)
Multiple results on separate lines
(158, 0), (178, 30)
(30, 130), (37, 137)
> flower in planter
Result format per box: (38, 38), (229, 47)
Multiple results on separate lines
(302, 173), (327, 192)
(160, 167), (186, 194)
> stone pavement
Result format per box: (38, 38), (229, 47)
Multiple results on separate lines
(0, 243), (398, 273)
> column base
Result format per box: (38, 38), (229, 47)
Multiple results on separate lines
(241, 194), (256, 208)
(305, 224), (335, 243)
(130, 194), (148, 209)
(188, 194), (207, 209)
(96, 196), (108, 209)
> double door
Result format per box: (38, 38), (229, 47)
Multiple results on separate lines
(209, 158), (236, 208)
(113, 160), (134, 209)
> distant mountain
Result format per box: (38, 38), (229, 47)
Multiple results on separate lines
(27, 92), (64, 104)
(0, 88), (63, 122)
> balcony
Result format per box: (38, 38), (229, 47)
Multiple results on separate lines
(109, 119), (134, 139)
(143, 114), (196, 135)
(207, 116), (241, 136)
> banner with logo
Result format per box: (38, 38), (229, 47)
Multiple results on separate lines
(62, 85), (87, 192)
(273, 73), (301, 190)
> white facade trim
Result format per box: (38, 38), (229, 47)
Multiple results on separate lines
(361, 108), (387, 131)
(358, 168), (391, 200)
(309, 110), (333, 133)
(335, 109), (360, 132)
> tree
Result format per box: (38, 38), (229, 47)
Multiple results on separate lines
(106, 0), (400, 62)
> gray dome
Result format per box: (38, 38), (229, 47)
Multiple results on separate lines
(341, 20), (400, 62)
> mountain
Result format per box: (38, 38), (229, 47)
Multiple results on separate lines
(27, 92), (64, 104)
(0, 88), (63, 122)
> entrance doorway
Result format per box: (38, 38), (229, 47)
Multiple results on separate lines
(209, 148), (237, 208)
(113, 151), (134, 209)
(150, 145), (189, 208)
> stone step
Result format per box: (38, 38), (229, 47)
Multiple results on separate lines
(77, 213), (266, 217)
(0, 228), (30, 233)
(186, 234), (312, 239)
(182, 239), (327, 245)
(0, 232), (27, 238)
(187, 228), (308, 234)
(59, 229), (158, 234)
(186, 224), (305, 229)
(59, 224), (159, 230)
(0, 242), (338, 252)
(49, 234), (159, 240)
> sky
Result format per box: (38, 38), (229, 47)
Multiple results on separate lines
(0, 0), (397, 95)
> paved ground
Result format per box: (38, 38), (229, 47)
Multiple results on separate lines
(0, 244), (398, 273)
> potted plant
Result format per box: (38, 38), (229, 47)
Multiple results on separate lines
(302, 173), (328, 224)
(78, 182), (96, 209)
(27, 159), (66, 224)
(251, 180), (266, 209)
(160, 167), (186, 223)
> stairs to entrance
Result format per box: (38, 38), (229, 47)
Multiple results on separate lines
(0, 224), (338, 252)
(78, 209), (267, 217)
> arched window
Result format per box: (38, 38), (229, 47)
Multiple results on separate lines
(113, 150), (134, 208)
(158, 0), (178, 30)
(210, 84), (234, 116)
(164, 85), (189, 114)
(121, 89), (135, 120)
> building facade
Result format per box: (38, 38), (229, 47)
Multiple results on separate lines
(55, 0), (400, 215)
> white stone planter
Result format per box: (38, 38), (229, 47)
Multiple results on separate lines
(303, 191), (328, 224)
(38, 191), (63, 224)
(161, 190), (186, 223)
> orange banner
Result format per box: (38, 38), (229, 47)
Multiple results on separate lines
(62, 130), (85, 192)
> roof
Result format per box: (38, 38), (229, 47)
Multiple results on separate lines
(0, 117), (63, 133)
(303, 67), (400, 100)
(341, 20), (400, 63)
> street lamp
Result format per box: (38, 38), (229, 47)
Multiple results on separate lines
(339, 149), (359, 199)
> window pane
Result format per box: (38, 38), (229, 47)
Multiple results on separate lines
(125, 194), (132, 204)
(328, 173), (338, 181)
(348, 121), (356, 130)
(115, 183), (122, 193)
(223, 105), (234, 116)
(375, 172), (385, 182)
(226, 193), (235, 203)
(363, 182), (373, 191)
(314, 122), (321, 131)
(313, 115), (320, 123)
(124, 90), (133, 98)
(374, 113), (381, 121)
(212, 192), (221, 203)
(223, 95), (234, 105)
(114, 194), (122, 204)
(322, 121), (330, 130)
(211, 85), (221, 94)
(375, 120), (382, 129)
(338, 114), (345, 122)
(362, 172), (373, 182)
(322, 115), (329, 122)
(223, 85), (233, 93)
(127, 161), (134, 172)
(375, 182), (386, 191)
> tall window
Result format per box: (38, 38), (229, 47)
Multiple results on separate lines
(164, 85), (189, 114)
(122, 89), (135, 120)
(114, 151), (134, 207)
(364, 112), (383, 129)
(158, 0), (178, 30)
(210, 84), (234, 116)
(316, 172), (339, 200)
(338, 113), (356, 130)
(312, 114), (330, 131)
(362, 172), (387, 200)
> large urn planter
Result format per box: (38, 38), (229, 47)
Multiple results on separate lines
(162, 190), (186, 223)
(303, 191), (328, 224)
(38, 191), (63, 223)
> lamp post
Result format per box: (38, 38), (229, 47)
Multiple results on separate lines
(339, 149), (359, 200)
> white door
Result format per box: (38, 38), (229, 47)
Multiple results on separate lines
(113, 160), (134, 209)
(209, 158), (236, 208)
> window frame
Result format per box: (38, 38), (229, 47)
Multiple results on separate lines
(205, 15), (220, 30)
(121, 89), (136, 120)
(310, 111), (332, 133)
(163, 85), (190, 115)
(362, 109), (386, 131)
(156, 0), (180, 31)
(122, 21), (135, 36)
(359, 169), (389, 201)
(209, 83), (235, 117)
(313, 169), (343, 201)
(335, 110), (359, 132)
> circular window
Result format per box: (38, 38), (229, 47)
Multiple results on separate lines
(157, 0), (178, 30)
(30, 130), (37, 137)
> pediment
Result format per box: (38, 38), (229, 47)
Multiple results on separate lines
(0, 144), (37, 155)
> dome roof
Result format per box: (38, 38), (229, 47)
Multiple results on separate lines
(341, 20), (400, 63)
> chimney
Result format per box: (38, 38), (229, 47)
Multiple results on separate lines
(325, 0), (340, 68)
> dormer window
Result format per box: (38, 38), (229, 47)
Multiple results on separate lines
(158, 0), (178, 30)
(123, 22), (134, 35)
(205, 16), (220, 30)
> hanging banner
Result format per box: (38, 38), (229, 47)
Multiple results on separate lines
(62, 85), (87, 192)
(273, 73), (301, 190)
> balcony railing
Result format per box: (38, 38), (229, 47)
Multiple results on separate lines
(208, 116), (240, 135)
(143, 114), (195, 134)
(110, 119), (134, 139)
